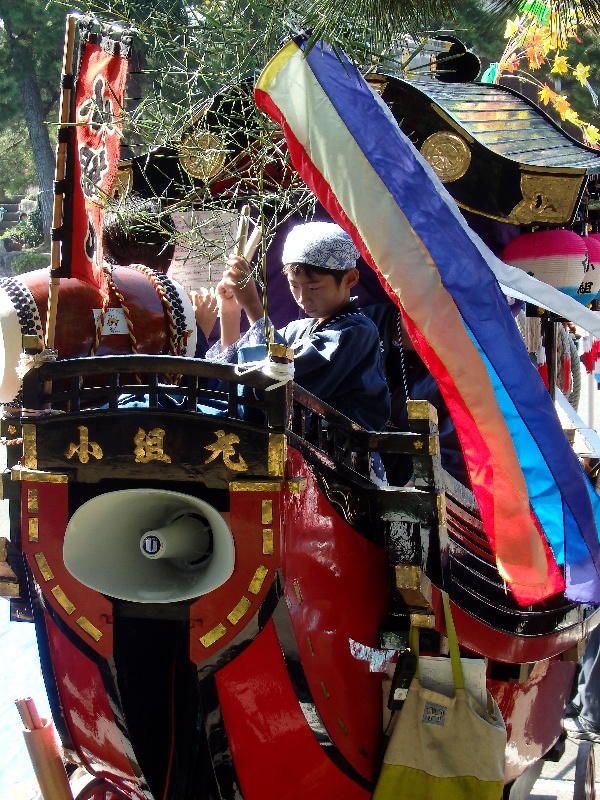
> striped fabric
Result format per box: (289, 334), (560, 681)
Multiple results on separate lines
(255, 37), (600, 604)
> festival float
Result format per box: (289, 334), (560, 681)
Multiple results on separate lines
(2, 12), (600, 800)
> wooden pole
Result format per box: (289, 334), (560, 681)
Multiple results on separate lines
(45, 14), (78, 352)
(542, 316), (557, 401)
(16, 697), (75, 800)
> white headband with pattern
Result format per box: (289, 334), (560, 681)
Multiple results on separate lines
(282, 222), (359, 271)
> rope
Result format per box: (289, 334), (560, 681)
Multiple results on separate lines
(567, 329), (582, 411)
(91, 266), (188, 387)
(517, 314), (582, 410)
(130, 265), (185, 384)
(102, 268), (139, 353)
(90, 290), (110, 357)
(234, 357), (295, 390)
(130, 265), (181, 355)
(556, 325), (582, 410)
(394, 309), (410, 401)
(92, 266), (141, 384)
(0, 437), (23, 446)
(556, 322), (566, 392)
(16, 349), (58, 379)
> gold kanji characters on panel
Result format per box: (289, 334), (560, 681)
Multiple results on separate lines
(134, 428), (172, 464)
(65, 426), (103, 463)
(204, 430), (248, 472)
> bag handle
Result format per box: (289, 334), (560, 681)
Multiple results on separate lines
(409, 591), (465, 690)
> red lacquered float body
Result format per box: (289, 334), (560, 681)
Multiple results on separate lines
(6, 360), (596, 799)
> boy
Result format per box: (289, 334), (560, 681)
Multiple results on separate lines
(209, 221), (390, 431)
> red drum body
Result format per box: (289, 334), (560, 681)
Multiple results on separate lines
(0, 266), (196, 405)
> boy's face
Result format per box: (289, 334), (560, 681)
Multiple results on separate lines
(286, 267), (358, 322)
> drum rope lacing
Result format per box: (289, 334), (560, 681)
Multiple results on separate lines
(90, 266), (190, 386)
(130, 264), (191, 384)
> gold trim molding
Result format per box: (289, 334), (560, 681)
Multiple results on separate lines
(230, 480), (282, 492)
(268, 433), (287, 478)
(22, 425), (37, 470)
(12, 467), (69, 483)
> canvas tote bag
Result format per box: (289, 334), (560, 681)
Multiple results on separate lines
(373, 592), (506, 800)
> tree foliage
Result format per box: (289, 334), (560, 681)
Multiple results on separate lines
(0, 1), (65, 122)
(0, 122), (37, 198)
(472, 4), (600, 145)
(561, 29), (600, 130)
(432, 0), (507, 63)
(0, 0), (69, 236)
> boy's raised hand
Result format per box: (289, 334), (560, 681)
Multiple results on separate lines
(216, 277), (242, 349)
(190, 287), (218, 339)
(222, 255), (263, 325)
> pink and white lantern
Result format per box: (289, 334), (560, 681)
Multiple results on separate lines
(503, 229), (590, 304)
(583, 233), (600, 302)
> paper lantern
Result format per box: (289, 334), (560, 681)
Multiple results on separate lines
(584, 233), (600, 301)
(503, 230), (588, 303)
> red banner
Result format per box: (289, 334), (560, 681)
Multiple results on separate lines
(68, 36), (129, 287)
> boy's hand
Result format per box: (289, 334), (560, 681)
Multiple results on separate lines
(222, 255), (263, 325)
(216, 279), (239, 317)
(216, 279), (241, 349)
(190, 288), (218, 339)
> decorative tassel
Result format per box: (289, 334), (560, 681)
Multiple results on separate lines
(537, 343), (549, 389)
(583, 338), (600, 374)
(564, 352), (571, 393)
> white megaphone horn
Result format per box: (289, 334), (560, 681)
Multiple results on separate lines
(140, 511), (213, 564)
(63, 489), (235, 603)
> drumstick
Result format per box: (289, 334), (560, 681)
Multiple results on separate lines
(235, 205), (250, 257)
(16, 697), (43, 731)
(244, 224), (262, 264)
(222, 207), (254, 301)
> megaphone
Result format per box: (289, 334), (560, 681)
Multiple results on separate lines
(64, 489), (235, 603)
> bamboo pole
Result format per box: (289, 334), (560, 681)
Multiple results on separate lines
(45, 14), (78, 352)
(16, 697), (74, 800)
